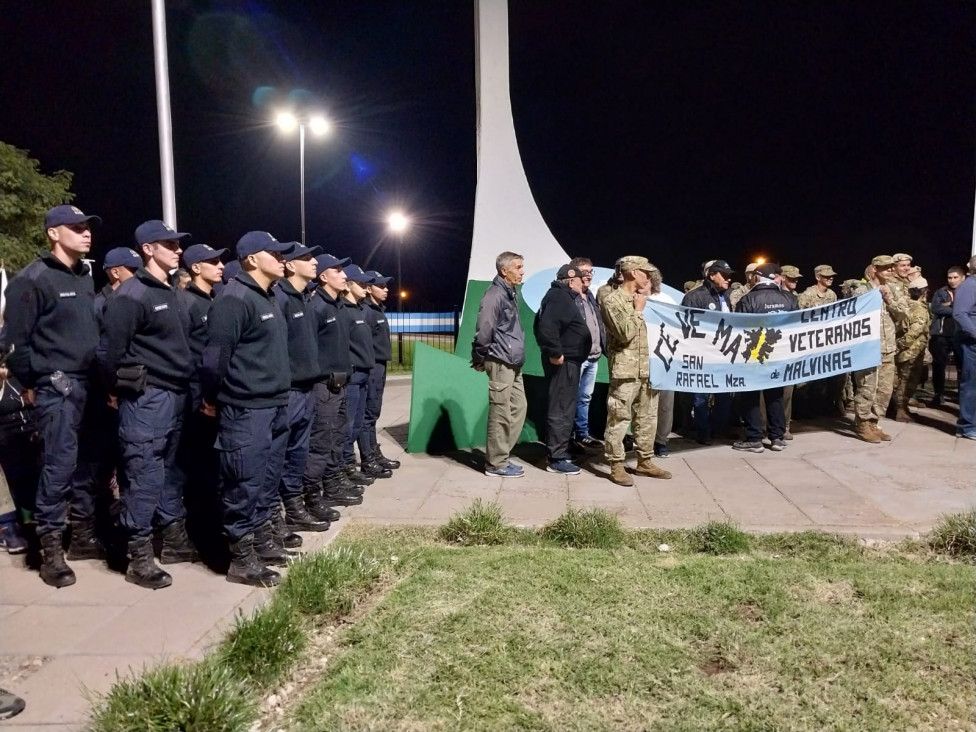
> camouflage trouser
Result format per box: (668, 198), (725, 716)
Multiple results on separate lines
(604, 379), (658, 463)
(852, 353), (895, 424)
(893, 353), (926, 409)
(842, 374), (854, 406)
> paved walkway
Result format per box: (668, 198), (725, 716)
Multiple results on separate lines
(1, 378), (973, 729)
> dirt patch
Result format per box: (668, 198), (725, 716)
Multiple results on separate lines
(736, 603), (763, 623)
(810, 579), (860, 606)
(700, 655), (737, 676)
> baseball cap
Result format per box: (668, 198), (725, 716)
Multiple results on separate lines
(221, 259), (241, 283)
(814, 265), (837, 277)
(283, 243), (322, 261)
(755, 262), (782, 279)
(706, 259), (734, 275)
(45, 205), (101, 229)
(841, 278), (862, 290)
(236, 231), (293, 259)
(314, 253), (351, 272)
(102, 247), (141, 269)
(556, 264), (582, 280)
(135, 220), (190, 246)
(892, 253), (912, 263)
(908, 277), (929, 289)
(183, 244), (228, 268)
(365, 270), (393, 285)
(871, 255), (895, 267)
(781, 265), (802, 279)
(744, 262), (760, 274)
(618, 256), (654, 273)
(343, 264), (375, 284)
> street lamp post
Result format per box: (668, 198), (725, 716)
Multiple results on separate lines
(388, 211), (409, 312)
(276, 112), (331, 245)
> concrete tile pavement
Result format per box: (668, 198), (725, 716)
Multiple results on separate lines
(1, 377), (973, 727)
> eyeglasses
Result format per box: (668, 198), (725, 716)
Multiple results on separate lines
(579, 269), (593, 278)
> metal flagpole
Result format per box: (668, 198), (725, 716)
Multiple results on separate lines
(151, 0), (178, 228)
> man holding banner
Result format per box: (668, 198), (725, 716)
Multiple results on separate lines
(732, 263), (797, 452)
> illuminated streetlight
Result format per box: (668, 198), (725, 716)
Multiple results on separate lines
(274, 110), (332, 245)
(756, 257), (766, 265)
(388, 211), (410, 311)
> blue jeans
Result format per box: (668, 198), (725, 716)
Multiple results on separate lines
(573, 357), (601, 439)
(279, 389), (314, 500)
(33, 377), (92, 537)
(118, 387), (187, 538)
(217, 404), (289, 541)
(957, 338), (976, 434)
(343, 368), (370, 465)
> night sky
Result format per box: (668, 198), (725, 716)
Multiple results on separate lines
(2, 1), (973, 308)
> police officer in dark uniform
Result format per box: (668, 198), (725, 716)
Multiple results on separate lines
(302, 254), (364, 509)
(341, 265), (390, 483)
(99, 220), (197, 589)
(94, 248), (141, 325)
(272, 244), (339, 537)
(175, 243), (226, 554)
(3, 205), (100, 587)
(360, 271), (401, 474)
(201, 232), (293, 587)
(733, 262), (798, 453)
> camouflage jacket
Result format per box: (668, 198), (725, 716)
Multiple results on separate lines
(599, 286), (649, 379)
(887, 277), (911, 335)
(796, 285), (837, 309)
(865, 282), (897, 355)
(728, 284), (751, 309)
(895, 299), (931, 363)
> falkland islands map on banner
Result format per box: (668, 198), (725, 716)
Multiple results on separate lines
(646, 288), (883, 393)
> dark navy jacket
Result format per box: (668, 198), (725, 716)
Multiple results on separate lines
(201, 271), (290, 408)
(534, 281), (592, 364)
(94, 284), (115, 329)
(273, 279), (323, 389)
(342, 298), (375, 370)
(176, 283), (214, 407)
(2, 254), (98, 387)
(309, 287), (351, 377)
(735, 282), (798, 314)
(681, 279), (731, 312)
(362, 299), (392, 362)
(98, 268), (193, 393)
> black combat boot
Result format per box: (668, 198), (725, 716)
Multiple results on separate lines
(283, 496), (331, 531)
(39, 531), (76, 588)
(343, 463), (375, 486)
(361, 454), (393, 479)
(270, 503), (302, 548)
(322, 477), (365, 507)
(374, 447), (401, 470)
(303, 488), (342, 523)
(254, 521), (298, 567)
(125, 536), (173, 590)
(159, 518), (201, 564)
(227, 533), (280, 587)
(334, 471), (365, 496)
(66, 518), (106, 561)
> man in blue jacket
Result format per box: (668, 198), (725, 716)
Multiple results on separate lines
(534, 264), (592, 474)
(2, 205), (100, 587)
(201, 232), (294, 587)
(928, 266), (965, 407)
(952, 256), (976, 439)
(99, 220), (196, 589)
(360, 271), (401, 475)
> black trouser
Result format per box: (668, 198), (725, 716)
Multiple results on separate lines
(741, 387), (785, 443)
(929, 334), (963, 397)
(357, 362), (387, 458)
(542, 359), (582, 462)
(303, 380), (347, 486)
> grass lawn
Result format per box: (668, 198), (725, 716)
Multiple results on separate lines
(289, 528), (974, 732)
(387, 335), (455, 373)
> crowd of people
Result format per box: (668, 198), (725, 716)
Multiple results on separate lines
(472, 250), (976, 485)
(0, 205), (402, 589)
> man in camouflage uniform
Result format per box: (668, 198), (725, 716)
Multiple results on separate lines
(891, 277), (932, 421)
(599, 256), (670, 485)
(728, 262), (759, 310)
(797, 265), (838, 308)
(887, 253), (914, 410)
(851, 255), (900, 442)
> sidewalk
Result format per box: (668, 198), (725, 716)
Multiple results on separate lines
(1, 379), (973, 730)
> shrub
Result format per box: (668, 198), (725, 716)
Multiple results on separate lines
(438, 499), (511, 546)
(278, 546), (383, 618)
(928, 510), (976, 559)
(87, 659), (256, 732)
(541, 508), (626, 549)
(217, 598), (307, 686)
(691, 520), (750, 555)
